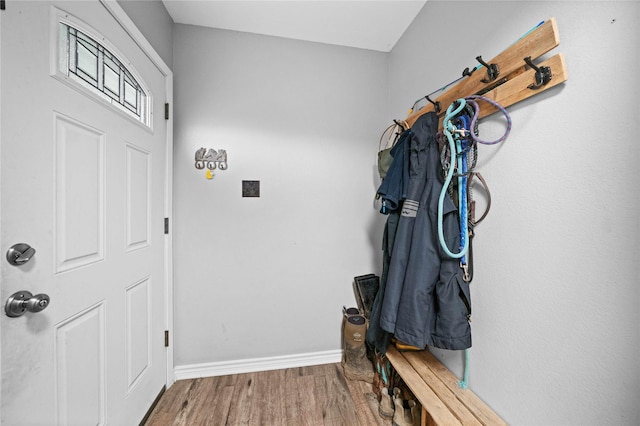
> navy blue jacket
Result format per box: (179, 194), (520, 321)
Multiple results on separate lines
(370, 112), (472, 352)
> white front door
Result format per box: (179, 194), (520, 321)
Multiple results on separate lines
(1, 1), (169, 424)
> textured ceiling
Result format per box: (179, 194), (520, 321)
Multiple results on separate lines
(162, 1), (426, 52)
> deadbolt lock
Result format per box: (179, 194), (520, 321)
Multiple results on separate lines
(6, 243), (36, 266)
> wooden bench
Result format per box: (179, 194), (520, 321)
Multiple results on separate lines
(385, 346), (507, 426)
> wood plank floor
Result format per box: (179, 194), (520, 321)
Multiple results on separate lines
(144, 363), (392, 426)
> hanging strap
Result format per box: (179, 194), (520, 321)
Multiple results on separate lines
(465, 95), (512, 145)
(463, 172), (491, 283)
(455, 113), (473, 281)
(468, 172), (492, 226)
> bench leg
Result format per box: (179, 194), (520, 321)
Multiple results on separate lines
(422, 406), (436, 426)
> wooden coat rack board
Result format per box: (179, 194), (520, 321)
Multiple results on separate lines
(405, 17), (568, 129)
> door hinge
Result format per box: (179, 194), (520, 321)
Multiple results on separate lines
(164, 217), (169, 234)
(1, 1), (6, 10)
(164, 103), (169, 120)
(164, 330), (169, 347)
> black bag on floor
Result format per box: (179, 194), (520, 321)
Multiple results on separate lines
(353, 274), (379, 320)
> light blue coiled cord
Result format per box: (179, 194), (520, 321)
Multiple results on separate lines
(438, 99), (469, 259)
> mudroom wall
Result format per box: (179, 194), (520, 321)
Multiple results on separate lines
(171, 25), (387, 368)
(387, 1), (639, 424)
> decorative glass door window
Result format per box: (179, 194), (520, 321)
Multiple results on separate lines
(58, 22), (150, 127)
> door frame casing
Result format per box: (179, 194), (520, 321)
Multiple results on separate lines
(0, 4), (3, 420)
(99, 0), (175, 389)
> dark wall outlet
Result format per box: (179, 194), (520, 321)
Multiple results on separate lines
(242, 180), (260, 197)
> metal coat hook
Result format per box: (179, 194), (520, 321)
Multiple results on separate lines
(425, 95), (441, 114)
(461, 66), (477, 77)
(476, 55), (500, 83)
(524, 56), (552, 90)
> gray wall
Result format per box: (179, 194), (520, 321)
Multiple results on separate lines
(172, 25), (387, 365)
(388, 1), (639, 424)
(117, 0), (173, 69)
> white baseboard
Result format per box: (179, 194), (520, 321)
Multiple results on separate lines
(174, 349), (343, 381)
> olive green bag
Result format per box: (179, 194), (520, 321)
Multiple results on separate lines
(378, 120), (408, 180)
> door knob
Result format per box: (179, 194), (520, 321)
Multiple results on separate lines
(5, 291), (50, 317)
(6, 243), (36, 266)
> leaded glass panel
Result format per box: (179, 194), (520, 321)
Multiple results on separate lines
(76, 38), (98, 84)
(103, 55), (120, 99)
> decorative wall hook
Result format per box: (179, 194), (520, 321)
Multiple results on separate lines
(476, 55), (500, 83)
(524, 56), (552, 90)
(195, 147), (228, 171)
